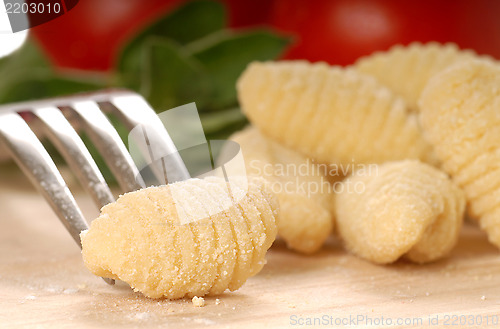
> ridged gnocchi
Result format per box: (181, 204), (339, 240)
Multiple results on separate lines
(355, 42), (486, 111)
(419, 60), (500, 248)
(237, 61), (436, 168)
(335, 160), (465, 264)
(230, 126), (334, 254)
(81, 176), (279, 299)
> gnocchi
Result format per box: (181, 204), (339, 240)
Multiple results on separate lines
(335, 160), (465, 264)
(81, 176), (279, 299)
(355, 42), (487, 111)
(237, 61), (436, 169)
(230, 126), (334, 254)
(419, 59), (500, 248)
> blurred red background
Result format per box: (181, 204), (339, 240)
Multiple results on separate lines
(31, 0), (500, 72)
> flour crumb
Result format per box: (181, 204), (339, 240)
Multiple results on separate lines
(193, 318), (216, 325)
(135, 312), (151, 320)
(19, 295), (36, 304)
(127, 312), (151, 321)
(425, 292), (430, 296)
(481, 296), (486, 301)
(192, 296), (205, 307)
(45, 285), (63, 293)
(63, 288), (78, 294)
(215, 298), (221, 305)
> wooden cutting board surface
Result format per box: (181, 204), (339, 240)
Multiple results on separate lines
(1, 165), (500, 329)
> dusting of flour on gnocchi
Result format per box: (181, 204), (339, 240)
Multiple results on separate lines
(81, 176), (279, 299)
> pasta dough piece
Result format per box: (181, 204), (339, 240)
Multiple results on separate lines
(81, 176), (279, 299)
(229, 126), (333, 254)
(335, 160), (464, 264)
(355, 42), (486, 111)
(237, 61), (436, 169)
(419, 59), (500, 248)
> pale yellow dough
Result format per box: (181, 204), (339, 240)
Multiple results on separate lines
(192, 296), (205, 307)
(355, 42), (488, 111)
(230, 126), (334, 254)
(237, 61), (436, 169)
(419, 60), (500, 248)
(81, 176), (279, 299)
(335, 160), (465, 264)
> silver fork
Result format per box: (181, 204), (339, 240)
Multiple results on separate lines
(0, 90), (190, 285)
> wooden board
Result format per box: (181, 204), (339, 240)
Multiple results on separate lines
(1, 165), (500, 329)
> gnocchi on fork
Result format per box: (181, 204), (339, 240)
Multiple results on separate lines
(0, 90), (190, 285)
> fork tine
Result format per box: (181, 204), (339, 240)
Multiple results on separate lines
(0, 112), (88, 244)
(69, 100), (146, 192)
(0, 113), (88, 245)
(0, 112), (115, 286)
(32, 106), (115, 209)
(104, 94), (191, 184)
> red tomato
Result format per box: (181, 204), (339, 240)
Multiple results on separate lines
(31, 0), (274, 72)
(31, 0), (184, 72)
(270, 0), (500, 66)
(221, 0), (273, 28)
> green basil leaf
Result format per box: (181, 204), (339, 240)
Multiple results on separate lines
(200, 107), (246, 134)
(187, 30), (291, 109)
(0, 39), (48, 72)
(0, 69), (105, 104)
(152, 0), (226, 45)
(117, 0), (225, 89)
(0, 40), (52, 98)
(140, 37), (211, 112)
